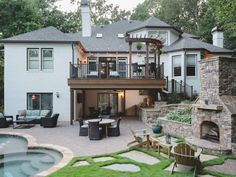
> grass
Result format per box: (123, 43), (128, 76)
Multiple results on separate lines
(48, 148), (193, 177)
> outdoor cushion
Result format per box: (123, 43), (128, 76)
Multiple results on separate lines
(26, 116), (39, 119)
(18, 109), (26, 116)
(135, 136), (143, 143)
(18, 116), (26, 119)
(30, 110), (41, 116)
(81, 124), (88, 128)
(40, 110), (50, 117)
(0, 113), (4, 118)
(110, 71), (119, 76)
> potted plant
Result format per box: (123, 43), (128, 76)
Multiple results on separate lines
(136, 42), (143, 51)
(152, 120), (162, 134)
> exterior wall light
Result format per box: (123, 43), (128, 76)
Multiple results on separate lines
(56, 92), (60, 98)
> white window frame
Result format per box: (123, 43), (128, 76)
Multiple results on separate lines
(172, 55), (182, 77)
(148, 30), (168, 45)
(186, 54), (197, 77)
(42, 48), (54, 71)
(27, 48), (40, 71)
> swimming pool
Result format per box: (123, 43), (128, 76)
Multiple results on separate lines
(0, 135), (63, 177)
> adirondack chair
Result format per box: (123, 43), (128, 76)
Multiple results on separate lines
(171, 143), (202, 177)
(127, 128), (151, 149)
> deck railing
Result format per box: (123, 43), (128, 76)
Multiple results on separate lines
(70, 63), (164, 80)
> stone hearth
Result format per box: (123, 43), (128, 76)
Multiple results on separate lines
(190, 57), (236, 154)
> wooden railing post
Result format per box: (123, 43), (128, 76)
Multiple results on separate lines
(171, 79), (175, 93)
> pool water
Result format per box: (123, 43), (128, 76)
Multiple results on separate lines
(0, 135), (62, 177)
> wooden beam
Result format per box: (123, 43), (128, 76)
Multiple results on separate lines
(157, 48), (161, 79)
(146, 42), (149, 79)
(82, 90), (85, 118)
(70, 88), (74, 125)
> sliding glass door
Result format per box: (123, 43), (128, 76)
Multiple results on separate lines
(97, 93), (118, 115)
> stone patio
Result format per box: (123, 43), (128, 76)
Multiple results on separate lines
(93, 156), (115, 162)
(205, 159), (236, 175)
(102, 163), (140, 172)
(0, 118), (149, 156)
(73, 160), (90, 167)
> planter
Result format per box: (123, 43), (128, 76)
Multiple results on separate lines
(152, 125), (162, 134)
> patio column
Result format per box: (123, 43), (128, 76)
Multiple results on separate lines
(70, 88), (74, 125)
(129, 42), (132, 79)
(157, 47), (161, 79)
(145, 42), (149, 78)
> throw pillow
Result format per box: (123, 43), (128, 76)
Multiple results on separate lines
(18, 109), (26, 116)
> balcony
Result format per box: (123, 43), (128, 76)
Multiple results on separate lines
(68, 63), (167, 89)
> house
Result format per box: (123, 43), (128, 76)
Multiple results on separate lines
(1, 0), (234, 123)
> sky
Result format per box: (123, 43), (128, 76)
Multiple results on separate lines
(55, 0), (145, 12)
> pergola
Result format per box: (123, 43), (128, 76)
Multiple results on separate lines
(125, 36), (163, 79)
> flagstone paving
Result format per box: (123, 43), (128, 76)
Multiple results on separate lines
(93, 156), (115, 162)
(205, 159), (236, 175)
(119, 150), (160, 165)
(73, 160), (90, 167)
(102, 163), (140, 172)
(200, 154), (218, 162)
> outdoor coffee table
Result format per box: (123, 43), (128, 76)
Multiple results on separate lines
(85, 118), (115, 137)
(13, 118), (36, 129)
(151, 136), (173, 159)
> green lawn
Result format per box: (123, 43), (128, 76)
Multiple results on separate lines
(47, 148), (194, 177)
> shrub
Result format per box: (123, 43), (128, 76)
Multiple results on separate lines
(166, 92), (184, 104)
(166, 108), (191, 124)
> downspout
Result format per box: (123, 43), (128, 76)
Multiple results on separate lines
(183, 50), (187, 98)
(72, 43), (75, 64)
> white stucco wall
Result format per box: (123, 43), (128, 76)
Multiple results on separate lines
(4, 43), (73, 121)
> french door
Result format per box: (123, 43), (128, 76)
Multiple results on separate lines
(97, 93), (118, 115)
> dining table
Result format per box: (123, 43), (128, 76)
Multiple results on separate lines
(85, 118), (115, 137)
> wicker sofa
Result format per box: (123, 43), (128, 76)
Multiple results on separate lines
(0, 113), (13, 128)
(16, 109), (51, 124)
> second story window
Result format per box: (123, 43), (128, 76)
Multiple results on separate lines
(172, 55), (181, 77)
(27, 48), (53, 71)
(42, 49), (53, 70)
(186, 54), (197, 76)
(28, 49), (39, 70)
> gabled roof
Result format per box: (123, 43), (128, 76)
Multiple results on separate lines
(181, 32), (200, 39)
(126, 17), (182, 34)
(163, 36), (233, 53)
(1, 27), (76, 43)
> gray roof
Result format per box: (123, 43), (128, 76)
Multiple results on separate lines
(67, 20), (143, 52)
(1, 27), (75, 43)
(163, 36), (233, 53)
(81, 0), (90, 6)
(181, 32), (200, 39)
(126, 17), (182, 34)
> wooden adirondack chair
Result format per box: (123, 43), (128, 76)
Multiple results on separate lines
(127, 128), (151, 149)
(171, 143), (202, 177)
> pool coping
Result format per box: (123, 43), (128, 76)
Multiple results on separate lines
(0, 132), (74, 177)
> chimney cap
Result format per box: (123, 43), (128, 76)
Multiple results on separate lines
(81, 0), (90, 6)
(211, 26), (223, 33)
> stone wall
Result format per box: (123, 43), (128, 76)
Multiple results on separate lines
(158, 117), (192, 137)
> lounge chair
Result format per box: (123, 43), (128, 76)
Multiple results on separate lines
(41, 113), (59, 128)
(108, 117), (121, 136)
(127, 128), (151, 149)
(79, 119), (88, 136)
(171, 143), (202, 177)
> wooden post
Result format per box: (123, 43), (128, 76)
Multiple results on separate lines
(70, 88), (74, 125)
(82, 90), (85, 118)
(171, 79), (175, 93)
(129, 42), (132, 79)
(146, 42), (149, 78)
(157, 48), (161, 79)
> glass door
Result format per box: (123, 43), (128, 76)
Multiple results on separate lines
(97, 93), (118, 116)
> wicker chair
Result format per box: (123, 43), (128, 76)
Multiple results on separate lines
(171, 143), (202, 177)
(0, 116), (13, 128)
(79, 119), (88, 136)
(88, 121), (102, 140)
(41, 113), (59, 128)
(101, 106), (112, 115)
(108, 117), (121, 137)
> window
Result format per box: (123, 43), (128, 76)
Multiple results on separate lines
(118, 57), (127, 78)
(186, 54), (197, 76)
(27, 93), (53, 110)
(42, 49), (53, 70)
(88, 58), (97, 72)
(27, 48), (54, 71)
(148, 31), (168, 45)
(28, 49), (39, 70)
(172, 55), (181, 77)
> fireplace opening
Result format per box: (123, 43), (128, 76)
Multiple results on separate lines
(200, 121), (219, 143)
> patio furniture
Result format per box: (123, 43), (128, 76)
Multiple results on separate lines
(41, 113), (59, 128)
(171, 143), (202, 177)
(16, 109), (51, 124)
(13, 118), (36, 129)
(101, 106), (112, 115)
(109, 71), (120, 78)
(108, 117), (122, 137)
(0, 113), (13, 128)
(150, 136), (172, 159)
(88, 120), (102, 140)
(132, 63), (142, 74)
(88, 107), (100, 118)
(85, 118), (115, 137)
(79, 118), (88, 136)
(87, 71), (98, 78)
(127, 128), (151, 149)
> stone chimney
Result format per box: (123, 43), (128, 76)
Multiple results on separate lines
(81, 0), (91, 37)
(211, 26), (224, 48)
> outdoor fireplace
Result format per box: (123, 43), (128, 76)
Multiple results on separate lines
(200, 121), (219, 143)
